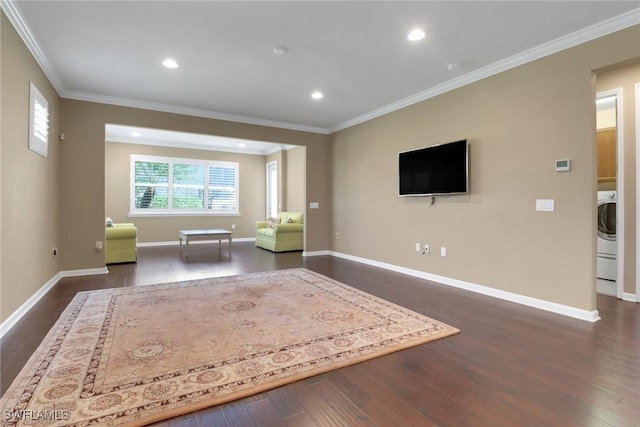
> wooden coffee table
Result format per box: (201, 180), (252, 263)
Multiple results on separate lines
(179, 229), (232, 259)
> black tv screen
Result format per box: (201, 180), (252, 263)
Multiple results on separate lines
(399, 139), (468, 196)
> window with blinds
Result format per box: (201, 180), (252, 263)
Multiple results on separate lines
(130, 154), (239, 215)
(28, 82), (49, 157)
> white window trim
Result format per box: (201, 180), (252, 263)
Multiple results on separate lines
(129, 154), (240, 216)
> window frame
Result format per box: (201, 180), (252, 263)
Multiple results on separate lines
(129, 154), (240, 216)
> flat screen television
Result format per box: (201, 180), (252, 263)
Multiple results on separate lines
(398, 139), (468, 196)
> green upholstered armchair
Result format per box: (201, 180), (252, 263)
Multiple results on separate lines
(256, 212), (303, 252)
(106, 223), (137, 264)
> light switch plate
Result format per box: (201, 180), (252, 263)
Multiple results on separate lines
(536, 199), (555, 212)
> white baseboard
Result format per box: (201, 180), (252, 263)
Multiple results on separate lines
(137, 241), (178, 247)
(621, 292), (638, 302)
(60, 267), (109, 277)
(0, 267), (108, 339)
(302, 250), (331, 257)
(137, 237), (255, 247)
(319, 251), (601, 323)
(0, 273), (62, 339)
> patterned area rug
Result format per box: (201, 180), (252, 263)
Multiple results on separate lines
(1, 268), (459, 426)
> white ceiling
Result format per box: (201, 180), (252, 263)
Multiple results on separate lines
(5, 1), (640, 139)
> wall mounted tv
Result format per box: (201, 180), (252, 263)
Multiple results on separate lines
(398, 139), (468, 196)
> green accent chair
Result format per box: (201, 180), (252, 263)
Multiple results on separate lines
(106, 223), (138, 264)
(256, 212), (303, 252)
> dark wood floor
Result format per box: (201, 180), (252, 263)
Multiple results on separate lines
(2, 242), (639, 426)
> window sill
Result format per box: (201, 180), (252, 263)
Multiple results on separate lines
(128, 212), (241, 218)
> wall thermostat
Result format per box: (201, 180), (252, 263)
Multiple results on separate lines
(555, 159), (570, 172)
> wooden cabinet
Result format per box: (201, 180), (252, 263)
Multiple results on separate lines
(597, 128), (616, 182)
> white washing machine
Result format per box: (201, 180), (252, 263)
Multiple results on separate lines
(597, 191), (617, 281)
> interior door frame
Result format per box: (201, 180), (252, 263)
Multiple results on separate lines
(266, 160), (278, 218)
(597, 88), (624, 300)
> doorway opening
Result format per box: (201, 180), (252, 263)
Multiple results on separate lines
(596, 89), (623, 298)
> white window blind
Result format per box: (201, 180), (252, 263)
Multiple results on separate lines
(208, 166), (237, 211)
(131, 154), (239, 215)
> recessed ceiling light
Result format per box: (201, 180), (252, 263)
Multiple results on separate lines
(131, 131), (141, 137)
(273, 46), (288, 55)
(407, 29), (426, 41)
(162, 58), (179, 69)
(311, 91), (323, 100)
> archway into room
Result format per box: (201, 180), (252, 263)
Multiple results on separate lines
(103, 124), (306, 253)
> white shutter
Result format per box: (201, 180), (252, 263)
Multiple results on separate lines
(28, 82), (49, 157)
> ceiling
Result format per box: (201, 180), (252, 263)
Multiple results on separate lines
(5, 1), (640, 138)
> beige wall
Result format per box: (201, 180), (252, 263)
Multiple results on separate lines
(331, 25), (640, 312)
(1, 12), (60, 322)
(596, 61), (640, 295)
(59, 100), (331, 271)
(286, 146), (306, 213)
(106, 142), (267, 242)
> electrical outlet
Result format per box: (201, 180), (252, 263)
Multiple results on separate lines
(441, 247), (447, 257)
(415, 243), (420, 252)
(231, 224), (236, 230)
(52, 246), (57, 256)
(423, 244), (429, 254)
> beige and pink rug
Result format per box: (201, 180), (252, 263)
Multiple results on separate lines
(1, 268), (459, 426)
